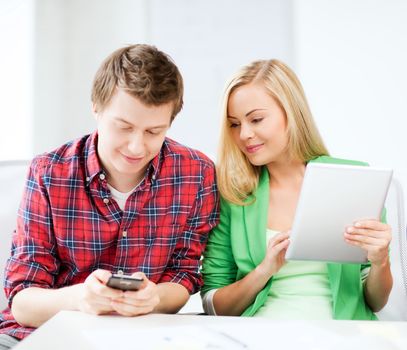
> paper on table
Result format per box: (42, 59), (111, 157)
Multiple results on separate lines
(82, 321), (407, 350)
(219, 322), (405, 349)
(82, 325), (248, 350)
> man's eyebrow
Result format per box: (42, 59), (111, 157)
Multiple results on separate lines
(114, 117), (168, 129)
(148, 124), (169, 130)
(114, 117), (132, 125)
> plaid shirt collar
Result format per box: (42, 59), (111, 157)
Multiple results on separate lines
(84, 131), (163, 187)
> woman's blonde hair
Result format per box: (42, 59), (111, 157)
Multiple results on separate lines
(217, 59), (329, 205)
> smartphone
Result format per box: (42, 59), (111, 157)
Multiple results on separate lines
(106, 274), (144, 291)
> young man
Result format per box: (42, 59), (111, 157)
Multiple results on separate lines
(0, 44), (219, 347)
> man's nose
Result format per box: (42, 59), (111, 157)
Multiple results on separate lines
(128, 132), (144, 155)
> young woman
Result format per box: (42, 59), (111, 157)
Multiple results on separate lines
(201, 59), (392, 319)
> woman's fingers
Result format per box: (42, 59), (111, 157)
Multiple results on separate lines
(266, 232), (290, 260)
(344, 219), (391, 265)
(268, 231), (290, 247)
(345, 234), (388, 247)
(346, 227), (388, 239)
(353, 220), (389, 231)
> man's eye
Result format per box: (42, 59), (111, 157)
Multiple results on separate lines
(116, 123), (131, 131)
(146, 130), (158, 135)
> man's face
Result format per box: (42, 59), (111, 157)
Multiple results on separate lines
(94, 88), (173, 191)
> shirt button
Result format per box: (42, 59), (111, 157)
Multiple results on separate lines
(152, 174), (156, 180)
(122, 230), (128, 238)
(103, 197), (110, 204)
(99, 173), (106, 180)
(117, 270), (124, 275)
(86, 176), (90, 182)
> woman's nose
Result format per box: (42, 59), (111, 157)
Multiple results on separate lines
(239, 123), (254, 140)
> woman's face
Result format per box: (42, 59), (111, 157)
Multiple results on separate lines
(227, 83), (289, 166)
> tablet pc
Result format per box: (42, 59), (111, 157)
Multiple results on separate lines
(285, 163), (393, 263)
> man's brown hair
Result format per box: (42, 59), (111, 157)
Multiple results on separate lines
(91, 44), (183, 121)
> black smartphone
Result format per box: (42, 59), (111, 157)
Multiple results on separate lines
(106, 274), (144, 291)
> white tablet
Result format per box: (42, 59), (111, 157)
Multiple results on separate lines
(285, 162), (393, 263)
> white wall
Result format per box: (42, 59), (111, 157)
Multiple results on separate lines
(32, 0), (149, 154)
(4, 0), (406, 204)
(31, 0), (293, 159)
(0, 0), (34, 160)
(148, 0), (294, 158)
(293, 0), (407, 196)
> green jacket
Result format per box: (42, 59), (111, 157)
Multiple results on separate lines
(202, 156), (379, 320)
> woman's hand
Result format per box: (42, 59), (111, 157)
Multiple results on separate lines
(344, 220), (392, 266)
(256, 231), (290, 278)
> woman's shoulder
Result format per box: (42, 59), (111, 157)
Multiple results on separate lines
(310, 155), (369, 167)
(220, 166), (268, 210)
(219, 195), (237, 214)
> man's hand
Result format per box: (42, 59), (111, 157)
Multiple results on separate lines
(75, 269), (124, 315)
(110, 272), (160, 316)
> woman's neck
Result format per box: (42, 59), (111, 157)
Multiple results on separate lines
(266, 160), (306, 189)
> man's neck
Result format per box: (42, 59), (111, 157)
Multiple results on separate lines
(106, 168), (147, 193)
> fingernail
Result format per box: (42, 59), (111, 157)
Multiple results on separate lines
(346, 227), (353, 233)
(355, 222), (361, 227)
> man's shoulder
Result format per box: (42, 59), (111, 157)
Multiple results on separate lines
(162, 138), (215, 169)
(30, 134), (91, 175)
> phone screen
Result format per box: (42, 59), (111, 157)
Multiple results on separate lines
(107, 274), (144, 291)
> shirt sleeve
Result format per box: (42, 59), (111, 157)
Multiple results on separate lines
(201, 197), (238, 295)
(201, 288), (218, 315)
(158, 163), (219, 294)
(4, 158), (59, 305)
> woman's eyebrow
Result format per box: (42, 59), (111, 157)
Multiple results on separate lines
(245, 108), (266, 117)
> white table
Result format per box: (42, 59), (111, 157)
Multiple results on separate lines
(14, 311), (407, 349)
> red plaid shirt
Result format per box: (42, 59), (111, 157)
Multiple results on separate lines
(0, 132), (219, 339)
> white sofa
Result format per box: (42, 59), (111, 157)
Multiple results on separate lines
(0, 160), (30, 310)
(377, 178), (407, 320)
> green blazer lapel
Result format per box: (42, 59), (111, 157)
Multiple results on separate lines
(327, 262), (344, 318)
(242, 167), (269, 266)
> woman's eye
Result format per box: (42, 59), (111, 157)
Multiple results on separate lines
(252, 118), (263, 124)
(229, 123), (240, 128)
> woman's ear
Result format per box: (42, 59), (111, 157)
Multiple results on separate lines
(92, 103), (99, 120)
